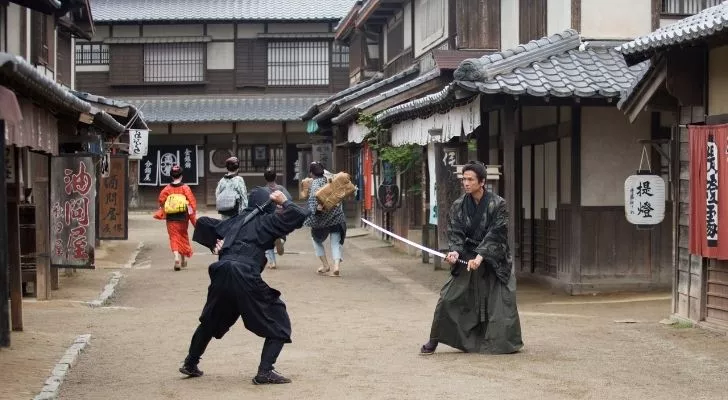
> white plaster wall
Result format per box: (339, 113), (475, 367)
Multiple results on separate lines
(113, 25), (140, 37)
(267, 23), (330, 33)
(501, 0), (520, 49)
(581, 0), (652, 39)
(237, 23), (264, 38)
(547, 0), (572, 35)
(414, 0), (448, 58)
(545, 141), (558, 220)
(143, 24), (204, 37)
(92, 25), (110, 41)
(522, 146), (532, 219)
(206, 24), (234, 40)
(404, 1), (413, 49)
(76, 65), (110, 72)
(534, 144), (545, 219)
(709, 45), (728, 116)
(560, 136), (571, 204)
(522, 106), (558, 131)
(581, 107), (651, 206)
(6, 3), (23, 56)
(207, 42), (234, 69)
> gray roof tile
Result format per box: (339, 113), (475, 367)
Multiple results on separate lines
(377, 30), (649, 124)
(123, 96), (326, 123)
(90, 0), (356, 22)
(618, 1), (728, 64)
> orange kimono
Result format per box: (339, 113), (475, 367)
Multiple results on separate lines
(154, 183), (197, 258)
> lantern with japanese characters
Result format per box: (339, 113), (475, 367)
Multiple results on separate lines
(624, 174), (666, 226)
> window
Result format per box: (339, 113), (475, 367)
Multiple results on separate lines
(332, 43), (349, 69)
(421, 0), (444, 42)
(75, 43), (110, 65)
(238, 145), (284, 173)
(267, 41), (329, 86)
(661, 0), (721, 15)
(143, 43), (204, 83)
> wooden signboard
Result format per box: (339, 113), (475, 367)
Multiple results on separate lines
(99, 155), (129, 240)
(50, 155), (96, 269)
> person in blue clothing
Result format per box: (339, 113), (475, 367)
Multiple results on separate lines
(263, 168), (291, 269)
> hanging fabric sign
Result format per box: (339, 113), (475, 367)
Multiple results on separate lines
(128, 129), (149, 160)
(138, 145), (199, 186)
(689, 123), (728, 259)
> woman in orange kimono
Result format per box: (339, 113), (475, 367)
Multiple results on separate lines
(154, 165), (198, 271)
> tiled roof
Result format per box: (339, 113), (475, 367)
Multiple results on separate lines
(300, 72), (384, 120)
(376, 30), (648, 124)
(123, 96), (327, 123)
(312, 65), (420, 122)
(618, 1), (728, 65)
(90, 0), (357, 22)
(331, 68), (441, 124)
(616, 60), (656, 110)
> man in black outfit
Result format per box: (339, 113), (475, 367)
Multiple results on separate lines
(180, 187), (311, 384)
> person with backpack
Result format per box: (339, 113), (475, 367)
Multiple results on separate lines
(154, 165), (198, 271)
(216, 156), (248, 220)
(263, 168), (291, 269)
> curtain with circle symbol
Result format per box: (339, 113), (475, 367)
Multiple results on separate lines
(138, 145), (200, 186)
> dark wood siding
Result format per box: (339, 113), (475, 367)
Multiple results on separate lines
(384, 48), (413, 78)
(349, 32), (364, 78)
(235, 39), (267, 87)
(30, 11), (54, 67)
(456, 0), (500, 50)
(707, 260), (728, 324)
(56, 32), (73, 87)
(330, 67), (349, 92)
(109, 44), (144, 85)
(386, 21), (404, 61)
(519, 0), (547, 43)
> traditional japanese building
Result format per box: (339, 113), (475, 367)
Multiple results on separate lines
(74, 0), (354, 208)
(617, 1), (728, 330)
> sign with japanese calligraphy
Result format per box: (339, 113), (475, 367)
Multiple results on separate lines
(5, 144), (14, 181)
(624, 174), (666, 226)
(138, 145), (199, 186)
(377, 184), (401, 211)
(312, 142), (332, 170)
(128, 129), (149, 160)
(99, 155), (128, 240)
(707, 135), (719, 246)
(50, 155), (96, 268)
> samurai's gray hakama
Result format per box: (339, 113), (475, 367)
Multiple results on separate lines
(429, 191), (523, 354)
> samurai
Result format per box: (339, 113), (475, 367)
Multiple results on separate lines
(420, 161), (523, 355)
(180, 187), (311, 385)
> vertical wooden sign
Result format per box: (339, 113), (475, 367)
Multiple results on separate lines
(99, 155), (129, 240)
(50, 155), (96, 269)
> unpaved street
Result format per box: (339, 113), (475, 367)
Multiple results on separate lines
(10, 213), (728, 399)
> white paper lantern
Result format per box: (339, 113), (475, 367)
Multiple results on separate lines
(624, 174), (666, 225)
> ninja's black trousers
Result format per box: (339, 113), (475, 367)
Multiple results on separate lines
(185, 323), (284, 372)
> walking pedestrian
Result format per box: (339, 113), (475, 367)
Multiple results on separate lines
(154, 165), (197, 271)
(263, 168), (291, 269)
(180, 188), (311, 385)
(215, 156), (248, 220)
(421, 161), (523, 355)
(304, 161), (346, 277)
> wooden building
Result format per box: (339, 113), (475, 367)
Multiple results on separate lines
(1, 0), (141, 347)
(74, 0), (355, 208)
(617, 1), (728, 330)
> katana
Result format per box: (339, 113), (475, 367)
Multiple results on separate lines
(360, 218), (468, 266)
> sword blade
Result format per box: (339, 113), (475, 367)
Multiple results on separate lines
(360, 218), (466, 265)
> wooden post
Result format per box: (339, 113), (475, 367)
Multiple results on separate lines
(0, 120), (10, 347)
(281, 122), (288, 187)
(569, 106), (582, 285)
(34, 154), (51, 301)
(502, 102), (518, 267)
(8, 146), (23, 331)
(434, 142), (465, 269)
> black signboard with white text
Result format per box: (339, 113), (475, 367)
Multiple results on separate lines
(138, 145), (199, 186)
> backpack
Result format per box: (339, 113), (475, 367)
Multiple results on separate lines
(216, 177), (240, 213)
(164, 193), (188, 214)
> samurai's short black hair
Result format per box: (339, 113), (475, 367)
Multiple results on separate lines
(263, 168), (276, 182)
(309, 161), (325, 177)
(462, 160), (486, 182)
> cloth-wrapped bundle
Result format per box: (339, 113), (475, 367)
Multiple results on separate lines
(299, 177), (313, 200)
(315, 172), (356, 211)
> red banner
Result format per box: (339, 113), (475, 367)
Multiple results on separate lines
(689, 124), (728, 259)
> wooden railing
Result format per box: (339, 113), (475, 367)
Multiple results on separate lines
(661, 0), (721, 15)
(383, 48), (414, 78)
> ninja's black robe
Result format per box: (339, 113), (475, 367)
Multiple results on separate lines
(429, 191), (523, 354)
(194, 200), (311, 341)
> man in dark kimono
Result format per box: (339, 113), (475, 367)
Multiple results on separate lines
(420, 161), (523, 355)
(179, 187), (311, 384)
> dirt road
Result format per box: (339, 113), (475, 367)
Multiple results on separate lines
(4, 213), (728, 400)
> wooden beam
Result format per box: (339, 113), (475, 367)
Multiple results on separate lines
(0, 121), (10, 347)
(281, 122), (288, 187)
(502, 100), (518, 267)
(365, 78), (445, 114)
(9, 146), (23, 331)
(571, 0), (581, 31)
(34, 156), (51, 301)
(569, 106), (582, 283)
